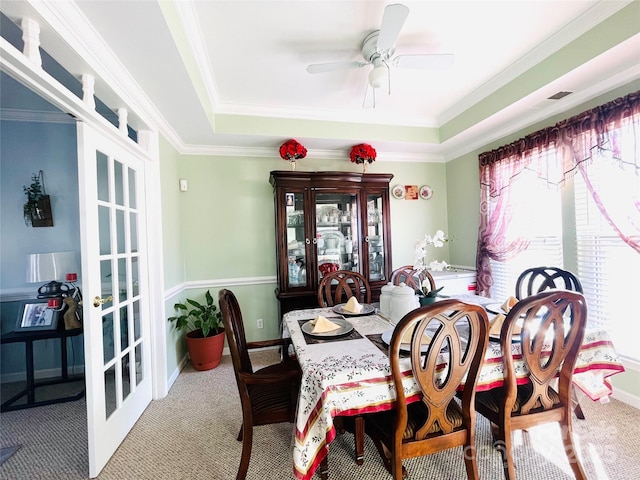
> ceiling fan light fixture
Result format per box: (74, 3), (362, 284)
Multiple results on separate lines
(368, 65), (386, 89)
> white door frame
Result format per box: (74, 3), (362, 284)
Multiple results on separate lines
(1, 22), (168, 454)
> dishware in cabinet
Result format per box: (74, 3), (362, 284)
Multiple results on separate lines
(270, 171), (393, 315)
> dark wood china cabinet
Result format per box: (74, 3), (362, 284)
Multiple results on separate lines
(270, 171), (393, 315)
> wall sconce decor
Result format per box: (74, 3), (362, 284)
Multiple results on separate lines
(23, 170), (53, 227)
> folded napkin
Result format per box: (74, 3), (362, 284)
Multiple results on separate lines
(311, 315), (340, 333)
(400, 326), (431, 345)
(344, 296), (363, 313)
(489, 313), (522, 337)
(501, 296), (518, 313)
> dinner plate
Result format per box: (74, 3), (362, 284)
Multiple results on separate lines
(486, 303), (547, 317)
(381, 329), (430, 353)
(332, 303), (375, 317)
(489, 334), (521, 344)
(301, 317), (353, 338)
(485, 302), (505, 315)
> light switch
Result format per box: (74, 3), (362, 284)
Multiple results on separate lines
(179, 178), (188, 192)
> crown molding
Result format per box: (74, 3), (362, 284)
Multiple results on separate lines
(176, 142), (444, 162)
(438, 0), (632, 125)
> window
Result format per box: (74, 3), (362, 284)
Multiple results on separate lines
(575, 147), (640, 359)
(489, 171), (563, 301)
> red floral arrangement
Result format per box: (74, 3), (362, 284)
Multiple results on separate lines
(279, 139), (307, 161)
(350, 144), (377, 164)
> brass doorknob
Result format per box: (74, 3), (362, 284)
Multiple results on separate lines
(93, 295), (113, 307)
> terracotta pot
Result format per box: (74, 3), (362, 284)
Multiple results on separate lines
(185, 328), (225, 371)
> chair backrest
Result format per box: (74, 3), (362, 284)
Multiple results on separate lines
(499, 290), (587, 415)
(389, 299), (489, 443)
(317, 270), (371, 307)
(218, 289), (253, 378)
(515, 266), (583, 300)
(390, 265), (436, 293)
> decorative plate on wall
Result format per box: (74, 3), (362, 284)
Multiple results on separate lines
(392, 185), (406, 199)
(419, 185), (433, 200)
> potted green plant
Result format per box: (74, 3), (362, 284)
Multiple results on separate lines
(168, 290), (225, 371)
(23, 173), (45, 226)
(416, 280), (445, 306)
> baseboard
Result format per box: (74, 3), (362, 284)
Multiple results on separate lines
(1, 366), (84, 384)
(611, 355), (640, 409)
(612, 389), (640, 409)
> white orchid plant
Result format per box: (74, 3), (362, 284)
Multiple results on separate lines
(414, 230), (449, 272)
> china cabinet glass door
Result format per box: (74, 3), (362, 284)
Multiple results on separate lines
(285, 192), (307, 288)
(314, 192), (359, 280)
(366, 193), (386, 282)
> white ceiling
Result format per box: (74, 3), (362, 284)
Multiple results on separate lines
(2, 1), (640, 161)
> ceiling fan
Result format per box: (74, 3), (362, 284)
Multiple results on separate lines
(306, 3), (454, 108)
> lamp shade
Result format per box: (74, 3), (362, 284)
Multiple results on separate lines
(27, 251), (79, 283)
(368, 66), (387, 89)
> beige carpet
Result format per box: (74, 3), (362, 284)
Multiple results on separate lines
(1, 351), (639, 479)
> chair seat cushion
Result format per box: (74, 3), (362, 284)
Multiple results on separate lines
(476, 383), (560, 415)
(369, 399), (464, 441)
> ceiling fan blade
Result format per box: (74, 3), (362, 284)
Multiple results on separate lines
(393, 54), (455, 69)
(306, 61), (367, 74)
(377, 3), (410, 52)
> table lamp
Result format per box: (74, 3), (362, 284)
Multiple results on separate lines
(26, 251), (79, 299)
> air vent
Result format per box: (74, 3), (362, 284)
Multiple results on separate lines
(547, 91), (573, 100)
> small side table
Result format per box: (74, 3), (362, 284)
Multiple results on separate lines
(1, 327), (84, 412)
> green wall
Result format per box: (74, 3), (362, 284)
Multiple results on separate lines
(159, 152), (452, 376)
(159, 136), (188, 375)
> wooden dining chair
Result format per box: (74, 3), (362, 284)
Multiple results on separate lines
(515, 266), (583, 300)
(474, 290), (588, 480)
(218, 289), (302, 480)
(315, 270), (371, 470)
(365, 299), (489, 480)
(514, 266), (586, 419)
(317, 270), (371, 308)
(390, 265), (436, 293)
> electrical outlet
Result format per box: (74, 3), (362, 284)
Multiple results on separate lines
(257, 318), (264, 329)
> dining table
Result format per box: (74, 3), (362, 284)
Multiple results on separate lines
(282, 293), (626, 480)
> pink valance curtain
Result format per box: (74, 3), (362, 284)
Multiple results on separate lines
(476, 91), (640, 296)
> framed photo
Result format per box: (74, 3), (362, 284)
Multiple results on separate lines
(285, 193), (295, 207)
(15, 299), (61, 332)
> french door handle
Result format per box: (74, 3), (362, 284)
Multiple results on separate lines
(93, 295), (113, 307)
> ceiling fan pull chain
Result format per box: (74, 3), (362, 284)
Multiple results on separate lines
(385, 61), (391, 95)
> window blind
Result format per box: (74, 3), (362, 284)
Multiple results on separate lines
(575, 161), (640, 360)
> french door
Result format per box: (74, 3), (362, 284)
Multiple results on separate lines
(77, 122), (153, 477)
